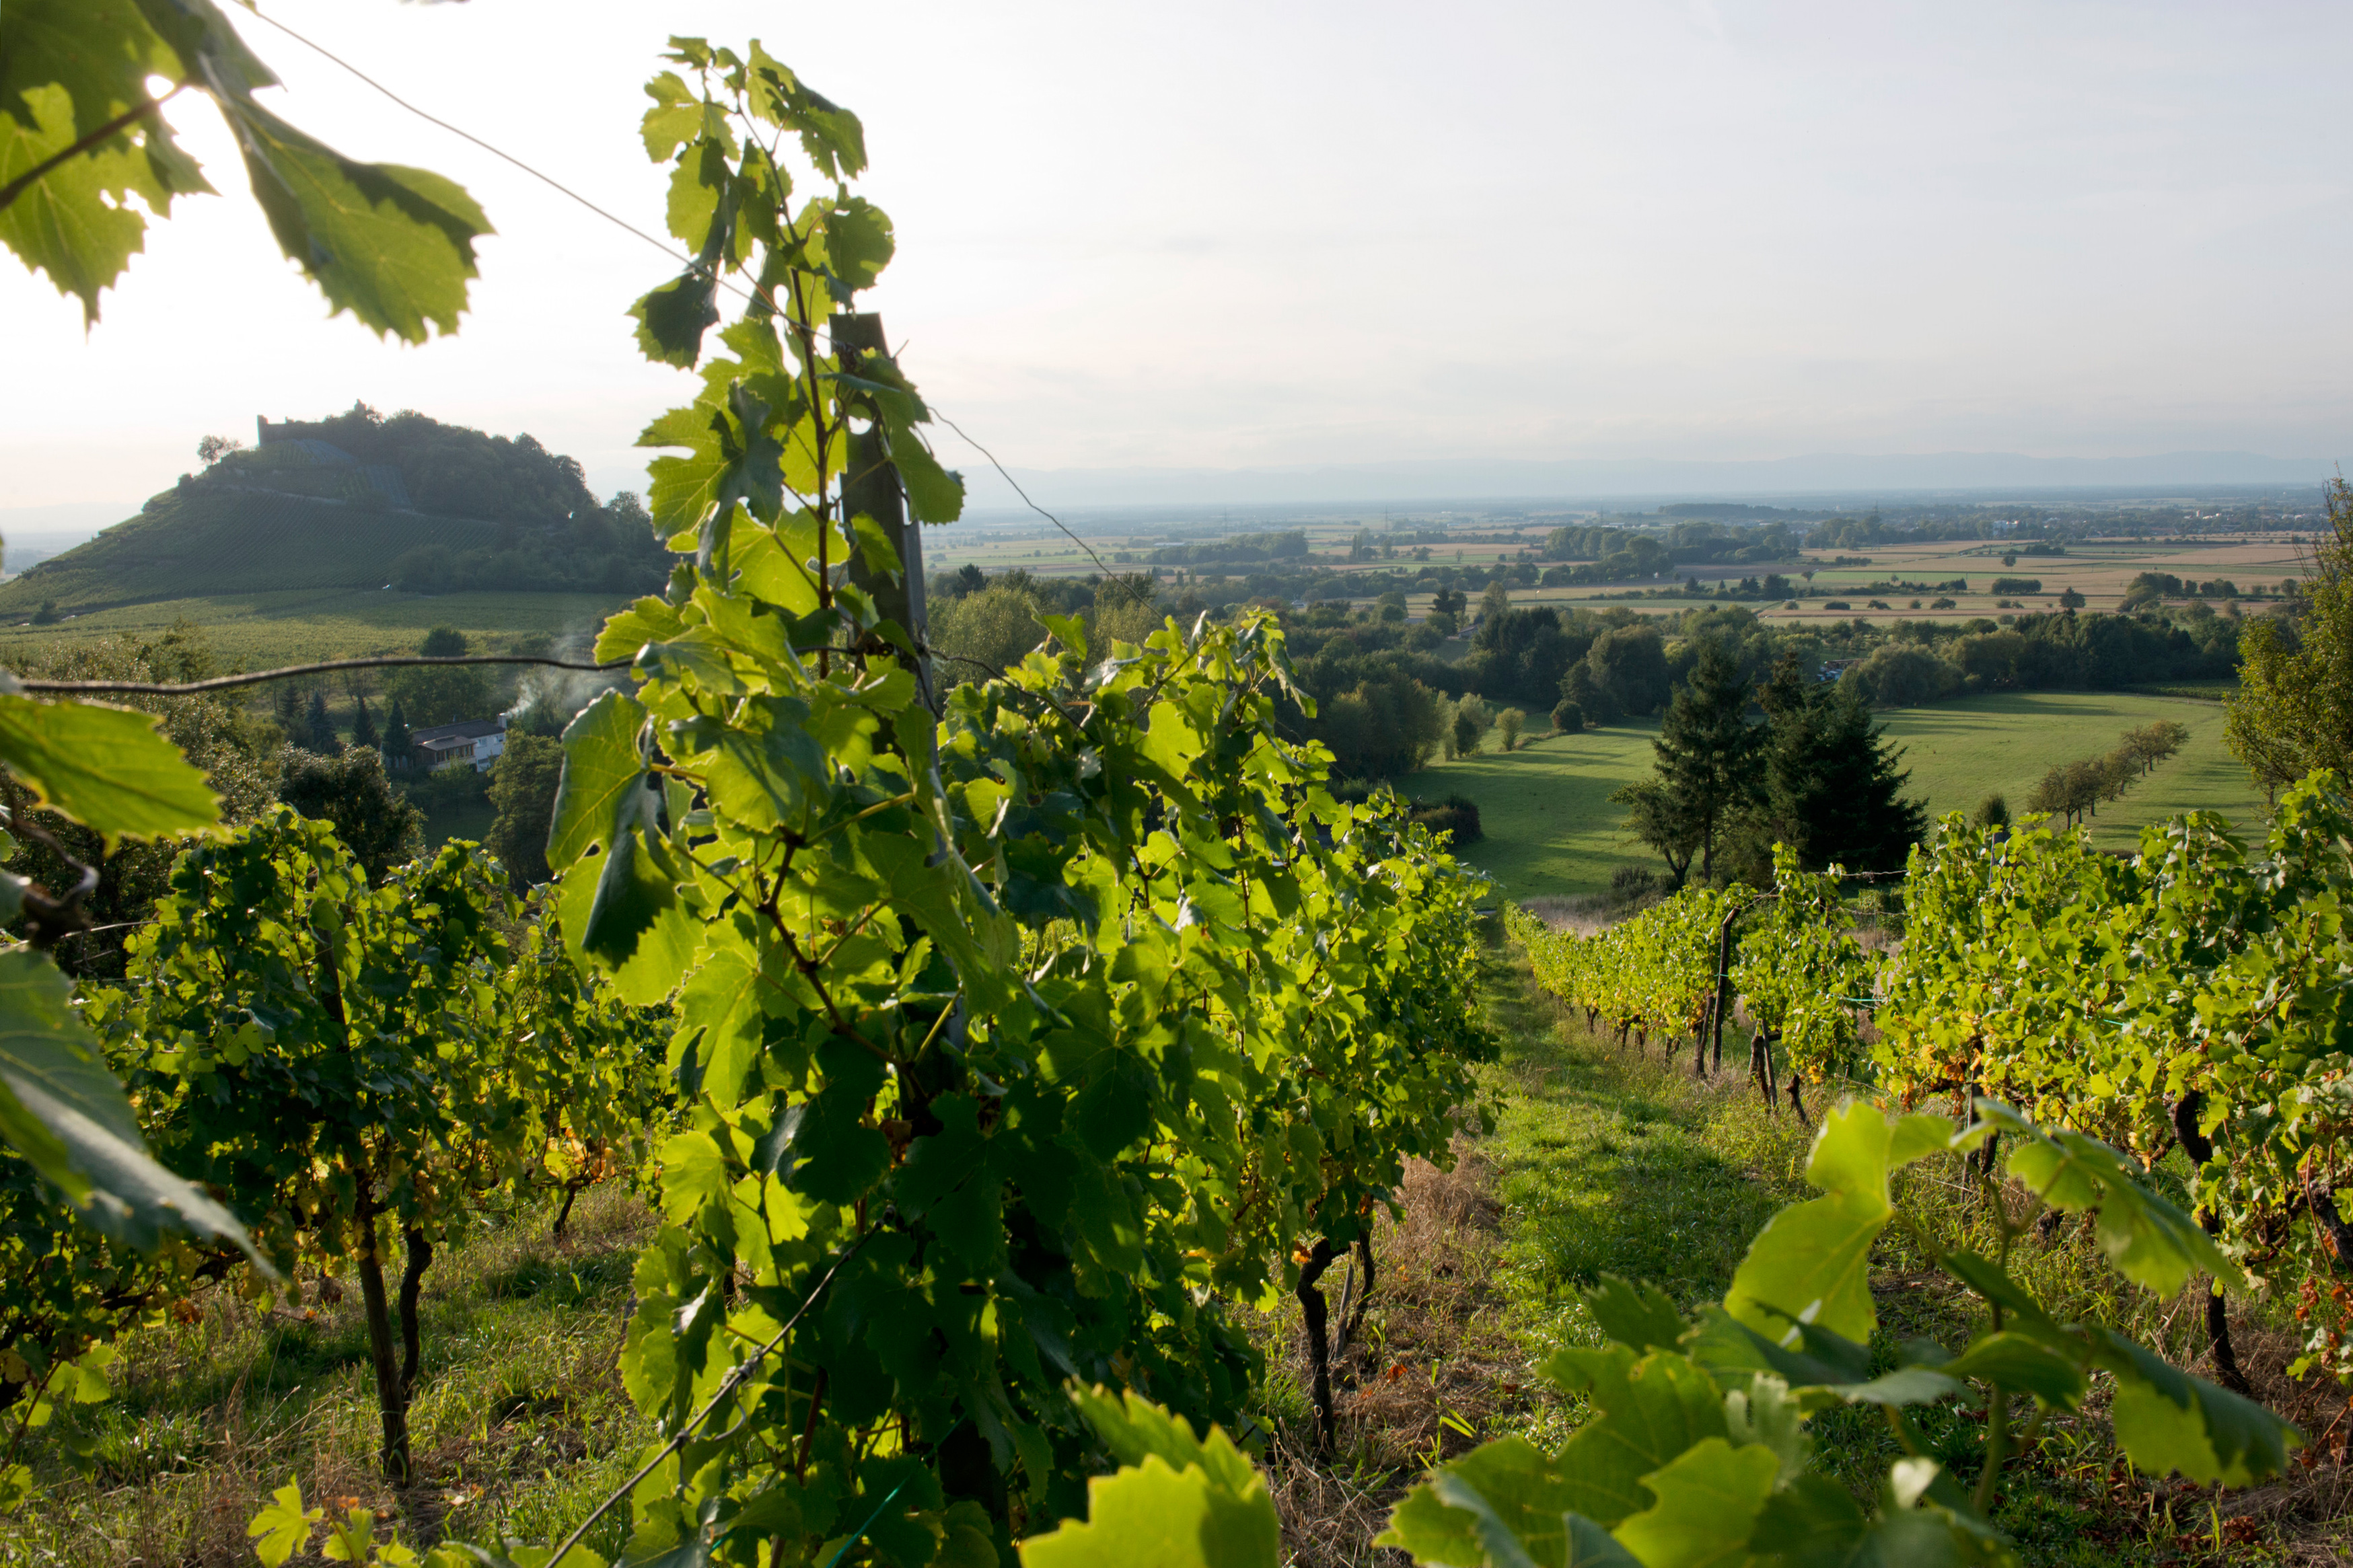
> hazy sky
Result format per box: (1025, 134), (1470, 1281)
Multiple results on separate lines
(5, 0), (2348, 512)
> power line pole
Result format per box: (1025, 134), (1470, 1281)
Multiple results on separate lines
(830, 311), (933, 707)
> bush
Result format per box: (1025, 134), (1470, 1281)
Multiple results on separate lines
(1822, 600), (1851, 611)
(1608, 864), (1659, 904)
(1407, 792), (1482, 844)
(1928, 597), (1957, 610)
(1550, 699), (1584, 735)
(30, 598), (59, 625)
(1496, 708), (1525, 751)
(1990, 576), (2043, 595)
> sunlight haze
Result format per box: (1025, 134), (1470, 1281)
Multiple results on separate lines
(4, 0), (2346, 513)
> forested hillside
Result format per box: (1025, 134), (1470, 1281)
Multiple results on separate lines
(0, 406), (668, 615)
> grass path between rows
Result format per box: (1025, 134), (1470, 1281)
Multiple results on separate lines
(1277, 932), (2353, 1567)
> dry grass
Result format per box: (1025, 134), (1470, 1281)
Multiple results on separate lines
(1, 1184), (656, 1567)
(1254, 1144), (1547, 1567)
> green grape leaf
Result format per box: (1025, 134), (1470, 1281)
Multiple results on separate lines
(555, 839), (695, 1007)
(549, 689), (651, 871)
(1540, 1345), (1731, 1527)
(0, 949), (270, 1269)
(247, 1477), (323, 1568)
(1583, 1273), (1686, 1355)
(2090, 1329), (2299, 1486)
(1610, 1437), (1779, 1567)
(1745, 1470), (1869, 1564)
(0, 84), (157, 324)
(1938, 1332), (2087, 1409)
(1067, 1384), (1263, 1499)
(0, 694), (221, 848)
(1379, 1437), (1576, 1567)
(211, 94), (486, 342)
(1017, 1451), (1278, 1568)
(1724, 1373), (1812, 1487)
(1976, 1102), (2240, 1295)
(1725, 1101), (1951, 1345)
(1689, 1306), (1873, 1396)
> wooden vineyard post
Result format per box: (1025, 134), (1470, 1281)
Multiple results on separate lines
(831, 311), (935, 709)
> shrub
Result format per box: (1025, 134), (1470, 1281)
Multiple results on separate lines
(1990, 576), (2042, 595)
(1551, 699), (1583, 735)
(1822, 600), (1851, 611)
(1496, 708), (1525, 751)
(1928, 597), (1957, 610)
(1607, 864), (1659, 903)
(1408, 792), (1482, 844)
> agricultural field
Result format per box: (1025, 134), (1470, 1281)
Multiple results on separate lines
(936, 514), (2311, 633)
(0, 587), (622, 671)
(1397, 688), (2259, 899)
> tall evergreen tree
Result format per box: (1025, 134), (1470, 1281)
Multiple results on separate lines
(301, 688), (338, 753)
(383, 697), (412, 767)
(350, 693), (379, 749)
(1755, 655), (1926, 873)
(1649, 638), (1758, 882)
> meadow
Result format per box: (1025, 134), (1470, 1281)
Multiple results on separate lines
(1398, 687), (2259, 899)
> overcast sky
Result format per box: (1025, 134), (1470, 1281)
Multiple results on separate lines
(5, 0), (2348, 514)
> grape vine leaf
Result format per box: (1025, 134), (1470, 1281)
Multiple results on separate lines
(1384, 1344), (1728, 1565)
(1975, 1100), (2241, 1295)
(1938, 1332), (2087, 1409)
(1, 0), (486, 338)
(1609, 1437), (1779, 1567)
(2089, 1329), (2298, 1486)
(550, 689), (694, 1002)
(1019, 1388), (1278, 1568)
(1725, 1102), (1951, 1346)
(1583, 1272), (1686, 1354)
(0, 693), (221, 848)
(0, 949), (270, 1269)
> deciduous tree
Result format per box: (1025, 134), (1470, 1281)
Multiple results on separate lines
(2228, 476), (2353, 798)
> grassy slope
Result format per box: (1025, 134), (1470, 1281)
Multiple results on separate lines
(1399, 690), (2261, 899)
(1, 1189), (649, 1566)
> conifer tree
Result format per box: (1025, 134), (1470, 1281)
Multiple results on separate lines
(1647, 638), (1758, 882)
(301, 689), (338, 753)
(1755, 655), (1926, 873)
(351, 694), (379, 749)
(383, 697), (411, 767)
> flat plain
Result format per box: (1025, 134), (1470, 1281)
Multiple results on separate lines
(1398, 688), (2259, 899)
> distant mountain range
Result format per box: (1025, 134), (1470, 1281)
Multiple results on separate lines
(955, 450), (2340, 511)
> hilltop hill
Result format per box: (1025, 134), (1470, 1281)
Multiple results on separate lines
(0, 404), (669, 617)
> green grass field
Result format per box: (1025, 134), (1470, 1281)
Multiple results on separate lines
(0, 588), (626, 672)
(1398, 689), (2263, 899)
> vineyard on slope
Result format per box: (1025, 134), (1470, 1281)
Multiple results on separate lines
(1511, 777), (2353, 1393)
(0, 11), (2329, 1568)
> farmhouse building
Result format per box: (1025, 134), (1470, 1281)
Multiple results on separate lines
(408, 716), (507, 774)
